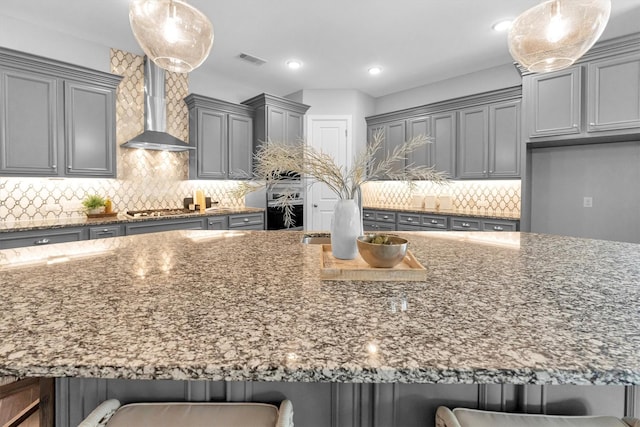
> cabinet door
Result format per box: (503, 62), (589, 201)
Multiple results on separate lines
(228, 114), (253, 179)
(228, 213), (264, 229)
(206, 216), (228, 230)
(0, 69), (58, 175)
(587, 53), (640, 132)
(0, 227), (87, 249)
(125, 218), (205, 235)
(489, 100), (520, 178)
(64, 81), (116, 177)
(196, 110), (227, 179)
(266, 106), (286, 143)
(406, 116), (430, 167)
(89, 225), (121, 239)
(527, 67), (582, 138)
(286, 110), (304, 144)
(431, 112), (456, 178)
(367, 124), (386, 172)
(385, 120), (406, 175)
(457, 106), (488, 179)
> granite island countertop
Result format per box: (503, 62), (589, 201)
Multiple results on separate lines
(1, 230), (639, 385)
(0, 207), (265, 233)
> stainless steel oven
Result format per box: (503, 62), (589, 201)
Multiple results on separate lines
(266, 181), (304, 230)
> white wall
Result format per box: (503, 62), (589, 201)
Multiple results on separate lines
(374, 63), (522, 114)
(290, 89), (376, 154)
(530, 141), (640, 243)
(0, 14), (112, 72)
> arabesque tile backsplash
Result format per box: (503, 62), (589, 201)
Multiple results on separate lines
(0, 49), (521, 223)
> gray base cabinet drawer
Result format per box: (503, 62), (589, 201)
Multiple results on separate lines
(125, 218), (205, 235)
(0, 227), (88, 249)
(397, 213), (421, 227)
(364, 221), (395, 232)
(451, 217), (482, 231)
(89, 225), (122, 239)
(374, 212), (395, 223)
(396, 224), (427, 232)
(482, 219), (519, 232)
(206, 216), (228, 230)
(229, 213), (264, 229)
(421, 215), (448, 229)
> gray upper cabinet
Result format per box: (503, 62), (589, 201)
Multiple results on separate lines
(366, 86), (520, 180)
(489, 100), (521, 178)
(457, 106), (488, 179)
(521, 33), (640, 144)
(242, 93), (310, 153)
(526, 66), (582, 139)
(64, 81), (116, 177)
(367, 119), (406, 176)
(0, 48), (121, 178)
(431, 112), (456, 178)
(0, 69), (59, 175)
(587, 52), (640, 133)
(186, 94), (254, 180)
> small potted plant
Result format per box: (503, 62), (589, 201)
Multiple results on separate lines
(82, 194), (106, 216)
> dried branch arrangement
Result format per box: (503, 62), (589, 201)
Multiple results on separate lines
(234, 130), (450, 227)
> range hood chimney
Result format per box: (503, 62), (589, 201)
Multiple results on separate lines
(121, 58), (194, 152)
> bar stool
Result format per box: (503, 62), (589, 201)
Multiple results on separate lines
(436, 407), (640, 427)
(79, 399), (294, 427)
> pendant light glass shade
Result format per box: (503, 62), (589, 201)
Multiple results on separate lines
(508, 0), (611, 73)
(129, 0), (214, 73)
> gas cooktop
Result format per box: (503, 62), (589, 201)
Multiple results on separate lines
(125, 209), (192, 218)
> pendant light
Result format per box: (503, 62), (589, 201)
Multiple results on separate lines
(129, 0), (214, 73)
(508, 0), (611, 73)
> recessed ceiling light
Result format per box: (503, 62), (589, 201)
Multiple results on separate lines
(368, 66), (382, 75)
(286, 60), (302, 70)
(492, 19), (513, 32)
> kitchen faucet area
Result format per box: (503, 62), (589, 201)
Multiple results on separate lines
(1, 1), (640, 426)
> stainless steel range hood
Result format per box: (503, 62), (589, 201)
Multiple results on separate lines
(121, 58), (194, 152)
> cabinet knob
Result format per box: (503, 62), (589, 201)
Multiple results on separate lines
(431, 219), (438, 224)
(313, 204), (318, 208)
(51, 164), (57, 168)
(489, 170), (493, 173)
(589, 123), (595, 126)
(573, 124), (578, 128)
(68, 165), (72, 169)
(209, 221), (213, 225)
(103, 229), (109, 232)
(493, 226), (504, 231)
(462, 222), (470, 228)
(407, 217), (413, 222)
(243, 218), (249, 222)
(483, 170), (487, 174)
(34, 238), (50, 245)
(383, 215), (389, 219)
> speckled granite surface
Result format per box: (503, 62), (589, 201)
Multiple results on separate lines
(0, 207), (264, 232)
(364, 205), (520, 220)
(1, 230), (639, 385)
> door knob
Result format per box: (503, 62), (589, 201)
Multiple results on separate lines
(313, 204), (318, 208)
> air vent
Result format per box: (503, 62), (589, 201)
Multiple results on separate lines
(238, 52), (267, 66)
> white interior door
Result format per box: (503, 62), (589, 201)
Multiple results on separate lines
(305, 116), (352, 231)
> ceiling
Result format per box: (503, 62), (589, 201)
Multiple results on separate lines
(2, 0), (639, 98)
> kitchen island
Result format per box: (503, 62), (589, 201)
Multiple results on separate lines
(1, 230), (640, 425)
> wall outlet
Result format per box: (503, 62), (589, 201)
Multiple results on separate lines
(583, 196), (593, 208)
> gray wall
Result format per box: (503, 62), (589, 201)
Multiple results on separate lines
(530, 141), (640, 243)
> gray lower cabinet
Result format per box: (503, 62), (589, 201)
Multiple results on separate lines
(186, 94), (254, 180)
(124, 218), (206, 235)
(0, 227), (88, 249)
(228, 212), (265, 230)
(451, 217), (519, 232)
(450, 217), (482, 231)
(397, 213), (449, 231)
(363, 209), (396, 232)
(0, 47), (120, 178)
(57, 378), (638, 427)
(206, 216), (228, 230)
(88, 225), (122, 239)
(482, 219), (519, 232)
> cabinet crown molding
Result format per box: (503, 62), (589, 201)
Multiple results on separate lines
(185, 94), (254, 116)
(0, 47), (122, 88)
(241, 92), (310, 114)
(366, 86), (522, 125)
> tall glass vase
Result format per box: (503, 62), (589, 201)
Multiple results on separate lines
(330, 199), (362, 260)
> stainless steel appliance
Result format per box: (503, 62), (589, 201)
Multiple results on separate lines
(266, 181), (304, 230)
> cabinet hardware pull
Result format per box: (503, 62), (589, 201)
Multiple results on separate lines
(383, 215), (389, 219)
(103, 229), (109, 232)
(313, 204), (318, 208)
(493, 226), (504, 231)
(407, 217), (413, 221)
(34, 238), (50, 245)
(243, 218), (249, 222)
(431, 219), (438, 224)
(462, 222), (470, 227)
(489, 170), (493, 173)
(68, 165), (72, 169)
(573, 124), (578, 128)
(590, 123), (595, 126)
(51, 164), (56, 168)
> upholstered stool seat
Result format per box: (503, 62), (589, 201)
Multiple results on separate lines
(79, 399), (294, 427)
(436, 407), (640, 427)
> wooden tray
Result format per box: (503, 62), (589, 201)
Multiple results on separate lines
(320, 244), (426, 281)
(86, 212), (118, 219)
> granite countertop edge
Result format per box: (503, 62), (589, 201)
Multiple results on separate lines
(0, 207), (265, 233)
